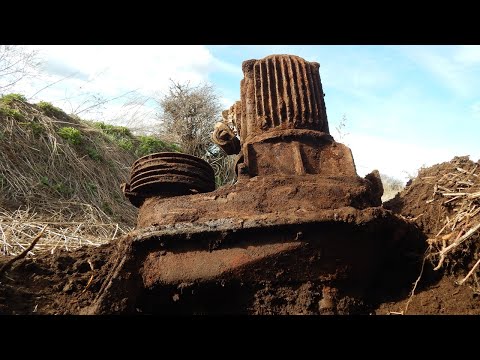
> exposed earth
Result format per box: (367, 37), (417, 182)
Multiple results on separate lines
(1, 156), (479, 315)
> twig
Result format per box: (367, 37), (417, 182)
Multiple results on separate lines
(82, 259), (95, 293)
(0, 225), (47, 277)
(434, 222), (480, 270)
(404, 250), (428, 315)
(457, 257), (480, 286)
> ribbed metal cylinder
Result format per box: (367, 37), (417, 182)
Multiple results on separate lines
(239, 54), (329, 141)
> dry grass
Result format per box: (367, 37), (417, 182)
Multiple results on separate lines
(0, 97), (138, 256)
(0, 206), (131, 257)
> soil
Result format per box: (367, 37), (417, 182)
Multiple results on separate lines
(1, 156), (480, 315)
(378, 155), (480, 314)
(0, 244), (113, 315)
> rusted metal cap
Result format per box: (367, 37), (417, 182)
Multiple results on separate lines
(122, 152), (215, 207)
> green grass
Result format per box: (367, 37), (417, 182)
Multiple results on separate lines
(58, 127), (82, 145)
(91, 121), (179, 156)
(0, 94), (27, 121)
(92, 121), (136, 151)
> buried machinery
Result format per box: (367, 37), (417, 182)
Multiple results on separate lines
(84, 55), (420, 314)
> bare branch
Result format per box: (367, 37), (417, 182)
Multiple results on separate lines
(0, 45), (41, 94)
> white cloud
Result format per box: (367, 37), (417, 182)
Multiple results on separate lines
(12, 45), (237, 128)
(395, 45), (480, 98)
(454, 45), (480, 65)
(346, 133), (471, 181)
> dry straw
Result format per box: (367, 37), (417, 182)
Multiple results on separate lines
(0, 98), (137, 256)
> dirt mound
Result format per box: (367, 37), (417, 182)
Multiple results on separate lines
(385, 156), (480, 277)
(385, 156), (479, 234)
(377, 156), (480, 313)
(376, 275), (480, 315)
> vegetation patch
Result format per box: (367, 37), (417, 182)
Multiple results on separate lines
(136, 135), (179, 157)
(37, 101), (65, 118)
(58, 126), (82, 145)
(0, 93), (27, 105)
(0, 105), (24, 121)
(86, 146), (102, 161)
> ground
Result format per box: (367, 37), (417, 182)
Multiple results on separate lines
(1, 156), (479, 315)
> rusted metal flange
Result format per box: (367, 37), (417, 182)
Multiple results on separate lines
(122, 152), (215, 207)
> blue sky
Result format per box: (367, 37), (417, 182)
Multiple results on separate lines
(9, 45), (480, 181)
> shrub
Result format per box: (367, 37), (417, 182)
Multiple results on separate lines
(0, 93), (27, 104)
(136, 136), (180, 157)
(37, 101), (65, 118)
(93, 122), (132, 138)
(117, 138), (134, 151)
(58, 127), (82, 145)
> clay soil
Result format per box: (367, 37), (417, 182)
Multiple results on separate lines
(1, 156), (480, 315)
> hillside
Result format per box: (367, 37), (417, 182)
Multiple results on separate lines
(0, 94), (177, 256)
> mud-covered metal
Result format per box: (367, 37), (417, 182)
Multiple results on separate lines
(122, 152), (215, 207)
(87, 54), (404, 315)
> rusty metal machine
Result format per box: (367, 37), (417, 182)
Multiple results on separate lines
(84, 55), (415, 315)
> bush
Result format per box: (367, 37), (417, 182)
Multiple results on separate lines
(37, 101), (65, 118)
(136, 136), (180, 157)
(93, 122), (132, 138)
(58, 127), (82, 145)
(0, 93), (27, 104)
(117, 138), (134, 151)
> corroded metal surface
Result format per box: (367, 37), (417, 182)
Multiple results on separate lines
(212, 54), (355, 178)
(122, 152), (215, 207)
(241, 54), (329, 140)
(88, 54), (407, 315)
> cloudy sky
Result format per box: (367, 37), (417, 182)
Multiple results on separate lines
(8, 45), (480, 181)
